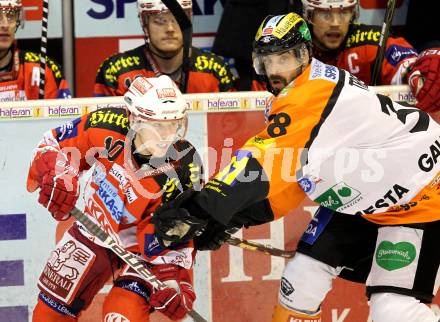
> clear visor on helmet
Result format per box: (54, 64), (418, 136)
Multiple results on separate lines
(253, 43), (309, 76)
(0, 7), (20, 25)
(129, 114), (188, 157)
(141, 8), (192, 29)
(310, 7), (355, 27)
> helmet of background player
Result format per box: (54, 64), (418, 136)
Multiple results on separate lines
(137, 0), (192, 58)
(123, 75), (188, 158)
(302, 0), (358, 50)
(253, 13), (312, 96)
(0, 0), (23, 51)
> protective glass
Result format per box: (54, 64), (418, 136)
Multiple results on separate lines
(253, 43), (308, 76)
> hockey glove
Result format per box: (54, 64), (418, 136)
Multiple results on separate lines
(149, 264), (195, 320)
(408, 48), (440, 112)
(36, 151), (80, 220)
(152, 190), (208, 247)
(194, 220), (240, 251)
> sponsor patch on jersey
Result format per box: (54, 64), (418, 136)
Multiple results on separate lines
(57, 88), (72, 99)
(315, 182), (362, 211)
(309, 60), (339, 83)
(301, 207), (334, 245)
(355, 183), (409, 215)
(55, 118), (81, 141)
(38, 234), (96, 305)
(144, 233), (164, 257)
(143, 233), (193, 269)
(96, 178), (137, 225)
(109, 164), (138, 203)
(385, 45), (417, 66)
(264, 96), (274, 122)
(103, 55), (142, 83)
(345, 25), (381, 48)
(215, 149), (252, 186)
(0, 89), (26, 102)
(298, 176), (316, 194)
(194, 54), (233, 85)
(85, 108), (128, 134)
(93, 165), (107, 184)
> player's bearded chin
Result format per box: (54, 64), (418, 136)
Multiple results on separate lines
(149, 43), (183, 59)
(269, 75), (288, 96)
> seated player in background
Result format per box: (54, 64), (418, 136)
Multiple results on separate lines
(94, 0), (235, 96)
(302, 0), (439, 111)
(28, 75), (202, 322)
(0, 0), (70, 100)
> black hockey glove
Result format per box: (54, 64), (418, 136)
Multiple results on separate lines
(194, 220), (240, 251)
(151, 189), (209, 247)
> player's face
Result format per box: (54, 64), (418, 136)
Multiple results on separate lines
(311, 7), (353, 50)
(262, 50), (304, 95)
(0, 8), (18, 51)
(144, 12), (183, 56)
(130, 116), (187, 157)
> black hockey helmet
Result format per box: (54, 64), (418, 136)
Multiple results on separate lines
(253, 13), (312, 76)
(253, 13), (312, 55)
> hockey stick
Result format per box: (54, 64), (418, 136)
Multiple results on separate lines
(157, 214), (295, 258)
(161, 0), (192, 93)
(162, 218), (295, 258)
(371, 0), (397, 85)
(227, 236), (295, 258)
(69, 208), (207, 322)
(39, 0), (49, 99)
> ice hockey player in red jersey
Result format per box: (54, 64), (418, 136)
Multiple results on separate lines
(301, 0), (440, 112)
(301, 0), (416, 86)
(94, 0), (235, 96)
(0, 0), (70, 100)
(28, 75), (202, 322)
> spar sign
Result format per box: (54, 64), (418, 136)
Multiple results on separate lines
(75, 0), (226, 37)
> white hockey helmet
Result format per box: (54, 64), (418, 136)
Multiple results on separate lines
(124, 75), (187, 121)
(124, 75), (188, 156)
(0, 0), (23, 28)
(0, 0), (22, 8)
(137, 0), (192, 15)
(302, 0), (359, 22)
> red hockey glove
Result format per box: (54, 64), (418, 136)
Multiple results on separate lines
(35, 151), (80, 220)
(149, 264), (195, 320)
(408, 48), (440, 112)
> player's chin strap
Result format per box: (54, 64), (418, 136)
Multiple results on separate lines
(160, 218), (295, 258)
(69, 207), (207, 322)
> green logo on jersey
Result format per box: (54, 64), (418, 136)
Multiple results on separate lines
(376, 241), (416, 271)
(315, 182), (361, 210)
